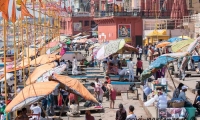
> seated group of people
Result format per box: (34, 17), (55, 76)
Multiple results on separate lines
(80, 59), (95, 67)
(172, 83), (200, 114)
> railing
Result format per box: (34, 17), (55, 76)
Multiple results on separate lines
(183, 14), (200, 26)
(94, 10), (172, 19)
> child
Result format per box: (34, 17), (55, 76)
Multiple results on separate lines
(136, 58), (143, 76)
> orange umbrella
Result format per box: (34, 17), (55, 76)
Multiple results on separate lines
(50, 74), (98, 103)
(26, 63), (56, 85)
(5, 81), (59, 112)
(156, 42), (171, 48)
(29, 54), (61, 66)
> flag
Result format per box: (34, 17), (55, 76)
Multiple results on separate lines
(21, 1), (33, 18)
(16, 0), (22, 5)
(12, 0), (16, 23)
(0, 0), (9, 21)
(39, 0), (45, 9)
(23, 0), (27, 5)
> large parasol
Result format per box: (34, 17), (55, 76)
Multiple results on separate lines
(5, 81), (60, 112)
(140, 52), (188, 81)
(50, 74), (98, 103)
(156, 42), (171, 48)
(25, 63), (56, 85)
(96, 39), (128, 60)
(171, 39), (194, 52)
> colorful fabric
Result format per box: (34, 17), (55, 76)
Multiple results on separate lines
(110, 90), (116, 100)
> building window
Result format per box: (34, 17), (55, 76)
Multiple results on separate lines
(160, 0), (165, 11)
(84, 21), (89, 26)
(91, 21), (96, 28)
(189, 0), (192, 8)
(60, 21), (62, 29)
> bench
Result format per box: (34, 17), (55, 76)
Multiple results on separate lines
(121, 88), (139, 100)
(173, 71), (191, 78)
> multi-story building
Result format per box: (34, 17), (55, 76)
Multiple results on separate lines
(60, 0), (188, 46)
(183, 0), (200, 39)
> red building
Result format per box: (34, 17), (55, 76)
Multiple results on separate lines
(60, 15), (95, 36)
(60, 0), (185, 46)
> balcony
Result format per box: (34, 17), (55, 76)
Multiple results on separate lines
(183, 14), (200, 26)
(94, 10), (172, 19)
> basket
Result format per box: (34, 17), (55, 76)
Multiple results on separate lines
(171, 101), (185, 108)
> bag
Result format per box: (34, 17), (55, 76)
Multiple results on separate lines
(84, 101), (92, 107)
(129, 83), (136, 90)
(171, 101), (185, 108)
(143, 86), (152, 96)
(101, 86), (106, 92)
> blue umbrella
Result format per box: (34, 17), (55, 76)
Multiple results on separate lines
(168, 37), (185, 43)
(149, 56), (175, 69)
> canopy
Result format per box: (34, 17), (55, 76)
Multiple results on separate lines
(96, 39), (125, 60)
(117, 44), (138, 53)
(187, 37), (200, 54)
(178, 36), (191, 39)
(29, 54), (61, 66)
(89, 43), (101, 50)
(156, 42), (171, 48)
(27, 64), (67, 85)
(26, 63), (56, 85)
(168, 37), (185, 43)
(140, 52), (188, 81)
(66, 39), (71, 45)
(76, 38), (87, 43)
(52, 36), (68, 43)
(5, 81), (59, 112)
(50, 74), (98, 103)
(21, 48), (37, 57)
(45, 41), (60, 48)
(0, 73), (13, 82)
(171, 39), (194, 52)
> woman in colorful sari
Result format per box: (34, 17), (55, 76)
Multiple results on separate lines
(104, 81), (116, 109)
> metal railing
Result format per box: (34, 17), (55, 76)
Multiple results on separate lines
(94, 10), (172, 19)
(183, 14), (200, 23)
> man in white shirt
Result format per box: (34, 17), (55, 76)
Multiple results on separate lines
(139, 47), (143, 59)
(30, 103), (42, 120)
(127, 58), (134, 82)
(94, 77), (102, 88)
(126, 105), (137, 120)
(118, 68), (127, 81)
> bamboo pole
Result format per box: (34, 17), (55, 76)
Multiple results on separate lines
(26, 17), (30, 86)
(33, 0), (37, 66)
(3, 19), (8, 120)
(13, 23), (17, 97)
(44, 9), (47, 53)
(17, 21), (20, 59)
(21, 18), (25, 87)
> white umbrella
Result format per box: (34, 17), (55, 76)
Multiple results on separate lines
(0, 73), (14, 82)
(187, 37), (200, 54)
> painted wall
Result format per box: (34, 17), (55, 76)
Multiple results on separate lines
(115, 18), (143, 45)
(97, 17), (143, 45)
(60, 17), (94, 36)
(98, 23), (117, 42)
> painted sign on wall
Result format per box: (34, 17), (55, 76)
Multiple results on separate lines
(118, 24), (131, 38)
(73, 22), (82, 31)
